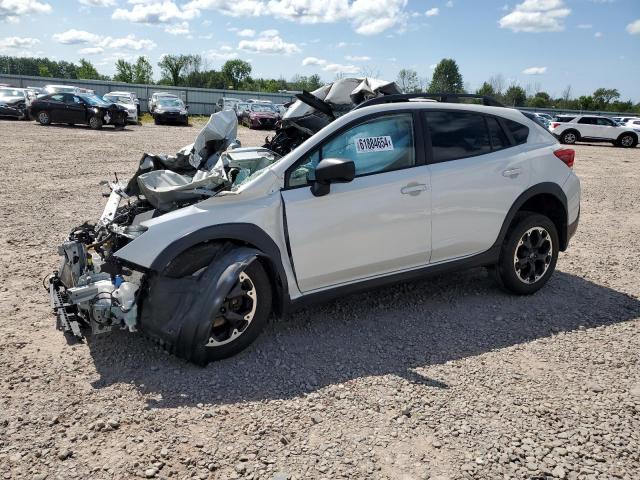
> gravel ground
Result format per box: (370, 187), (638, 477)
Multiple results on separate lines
(0, 118), (638, 480)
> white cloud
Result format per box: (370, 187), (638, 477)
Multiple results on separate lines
(302, 56), (326, 66)
(522, 66), (547, 74)
(78, 46), (105, 55)
(236, 28), (255, 37)
(53, 29), (102, 44)
(499, 0), (570, 32)
(323, 63), (359, 74)
(204, 49), (238, 61)
(112, 1), (199, 24)
(238, 31), (300, 54)
(53, 29), (157, 52)
(345, 55), (370, 61)
(626, 19), (640, 35)
(425, 7), (439, 16)
(0, 36), (40, 50)
(184, 0), (408, 36)
(577, 23), (592, 29)
(0, 0), (51, 22)
(446, 0), (453, 6)
(165, 21), (190, 34)
(594, 31), (603, 38)
(79, 0), (116, 6)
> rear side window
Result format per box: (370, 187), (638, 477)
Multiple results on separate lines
(504, 119), (529, 145)
(425, 111), (491, 162)
(555, 116), (575, 123)
(486, 117), (509, 150)
(578, 117), (596, 125)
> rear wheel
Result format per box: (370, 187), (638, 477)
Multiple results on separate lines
(494, 213), (559, 295)
(164, 247), (272, 365)
(561, 130), (577, 145)
(88, 115), (103, 130)
(37, 110), (51, 126)
(154, 117), (160, 125)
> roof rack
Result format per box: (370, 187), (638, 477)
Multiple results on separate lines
(354, 93), (505, 110)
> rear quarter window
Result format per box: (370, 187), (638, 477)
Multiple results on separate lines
(504, 119), (529, 145)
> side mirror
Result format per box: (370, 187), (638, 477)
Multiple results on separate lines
(311, 158), (355, 197)
(185, 105), (189, 110)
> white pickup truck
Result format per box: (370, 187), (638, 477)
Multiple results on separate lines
(549, 115), (638, 148)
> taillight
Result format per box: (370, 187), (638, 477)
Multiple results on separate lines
(550, 122), (560, 129)
(554, 148), (575, 168)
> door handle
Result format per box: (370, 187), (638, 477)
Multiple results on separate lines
(401, 183), (428, 196)
(502, 168), (522, 178)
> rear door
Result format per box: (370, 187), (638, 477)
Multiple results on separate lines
(47, 94), (66, 122)
(281, 111), (431, 292)
(577, 116), (598, 138)
(425, 111), (530, 263)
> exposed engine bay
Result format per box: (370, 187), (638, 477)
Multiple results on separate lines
(49, 110), (280, 338)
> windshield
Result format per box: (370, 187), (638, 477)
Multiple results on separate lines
(80, 94), (110, 106)
(46, 86), (76, 93)
(250, 104), (273, 112)
(104, 95), (132, 104)
(0, 88), (24, 97)
(158, 98), (184, 108)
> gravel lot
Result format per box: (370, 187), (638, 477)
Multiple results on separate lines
(0, 118), (638, 480)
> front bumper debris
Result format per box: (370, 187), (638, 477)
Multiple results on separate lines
(49, 272), (84, 339)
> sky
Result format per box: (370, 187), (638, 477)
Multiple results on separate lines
(0, 0), (639, 100)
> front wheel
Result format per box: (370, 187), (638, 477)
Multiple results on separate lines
(494, 213), (559, 295)
(37, 110), (51, 126)
(167, 255), (272, 365)
(617, 134), (637, 148)
(88, 115), (103, 130)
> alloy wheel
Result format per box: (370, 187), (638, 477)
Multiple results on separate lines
(206, 272), (257, 347)
(564, 133), (576, 144)
(38, 112), (49, 124)
(513, 227), (553, 284)
(621, 135), (634, 147)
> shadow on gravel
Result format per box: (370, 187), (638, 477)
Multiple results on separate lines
(86, 268), (640, 408)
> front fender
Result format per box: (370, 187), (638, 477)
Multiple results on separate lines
(139, 246), (260, 356)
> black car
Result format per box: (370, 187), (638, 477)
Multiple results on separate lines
(153, 97), (189, 125)
(0, 87), (29, 120)
(30, 93), (128, 129)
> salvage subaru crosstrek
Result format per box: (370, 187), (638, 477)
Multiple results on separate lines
(48, 87), (580, 365)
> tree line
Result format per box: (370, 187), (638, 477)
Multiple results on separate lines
(1, 54), (637, 112)
(398, 58), (639, 113)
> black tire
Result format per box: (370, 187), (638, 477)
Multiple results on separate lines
(154, 117), (160, 125)
(67, 123), (74, 126)
(560, 130), (578, 145)
(164, 246), (272, 365)
(37, 110), (51, 126)
(88, 115), (103, 130)
(617, 133), (638, 148)
(494, 212), (559, 295)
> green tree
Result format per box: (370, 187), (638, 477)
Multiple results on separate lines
(396, 68), (420, 93)
(503, 85), (527, 107)
(38, 64), (51, 77)
(527, 91), (551, 108)
(592, 88), (620, 109)
(158, 54), (197, 86)
(221, 59), (252, 89)
(427, 58), (464, 93)
(578, 95), (595, 110)
(77, 58), (102, 80)
(133, 56), (153, 84)
(113, 59), (134, 83)
(475, 82), (496, 98)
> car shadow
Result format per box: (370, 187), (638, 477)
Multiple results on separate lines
(41, 124), (130, 132)
(85, 268), (640, 408)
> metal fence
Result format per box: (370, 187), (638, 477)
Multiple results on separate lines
(0, 74), (297, 115)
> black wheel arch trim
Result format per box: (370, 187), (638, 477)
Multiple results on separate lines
(149, 223), (289, 314)
(495, 182), (569, 251)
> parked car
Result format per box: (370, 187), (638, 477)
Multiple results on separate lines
(0, 87), (29, 120)
(49, 93), (581, 365)
(152, 96), (189, 125)
(234, 102), (250, 120)
(30, 92), (128, 129)
(149, 92), (179, 113)
(217, 97), (241, 112)
(625, 119), (640, 129)
(240, 103), (279, 129)
(274, 103), (286, 116)
(521, 111), (549, 128)
(104, 91), (139, 123)
(549, 115), (638, 147)
(40, 84), (81, 97)
(247, 99), (273, 104)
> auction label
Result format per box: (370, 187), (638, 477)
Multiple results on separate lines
(355, 135), (394, 153)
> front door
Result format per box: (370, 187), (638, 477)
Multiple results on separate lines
(65, 95), (87, 123)
(281, 112), (431, 292)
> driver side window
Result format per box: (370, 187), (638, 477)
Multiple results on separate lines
(288, 113), (415, 187)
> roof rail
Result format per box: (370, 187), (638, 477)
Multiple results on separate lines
(354, 93), (505, 110)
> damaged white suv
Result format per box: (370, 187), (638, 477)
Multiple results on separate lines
(49, 92), (580, 365)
